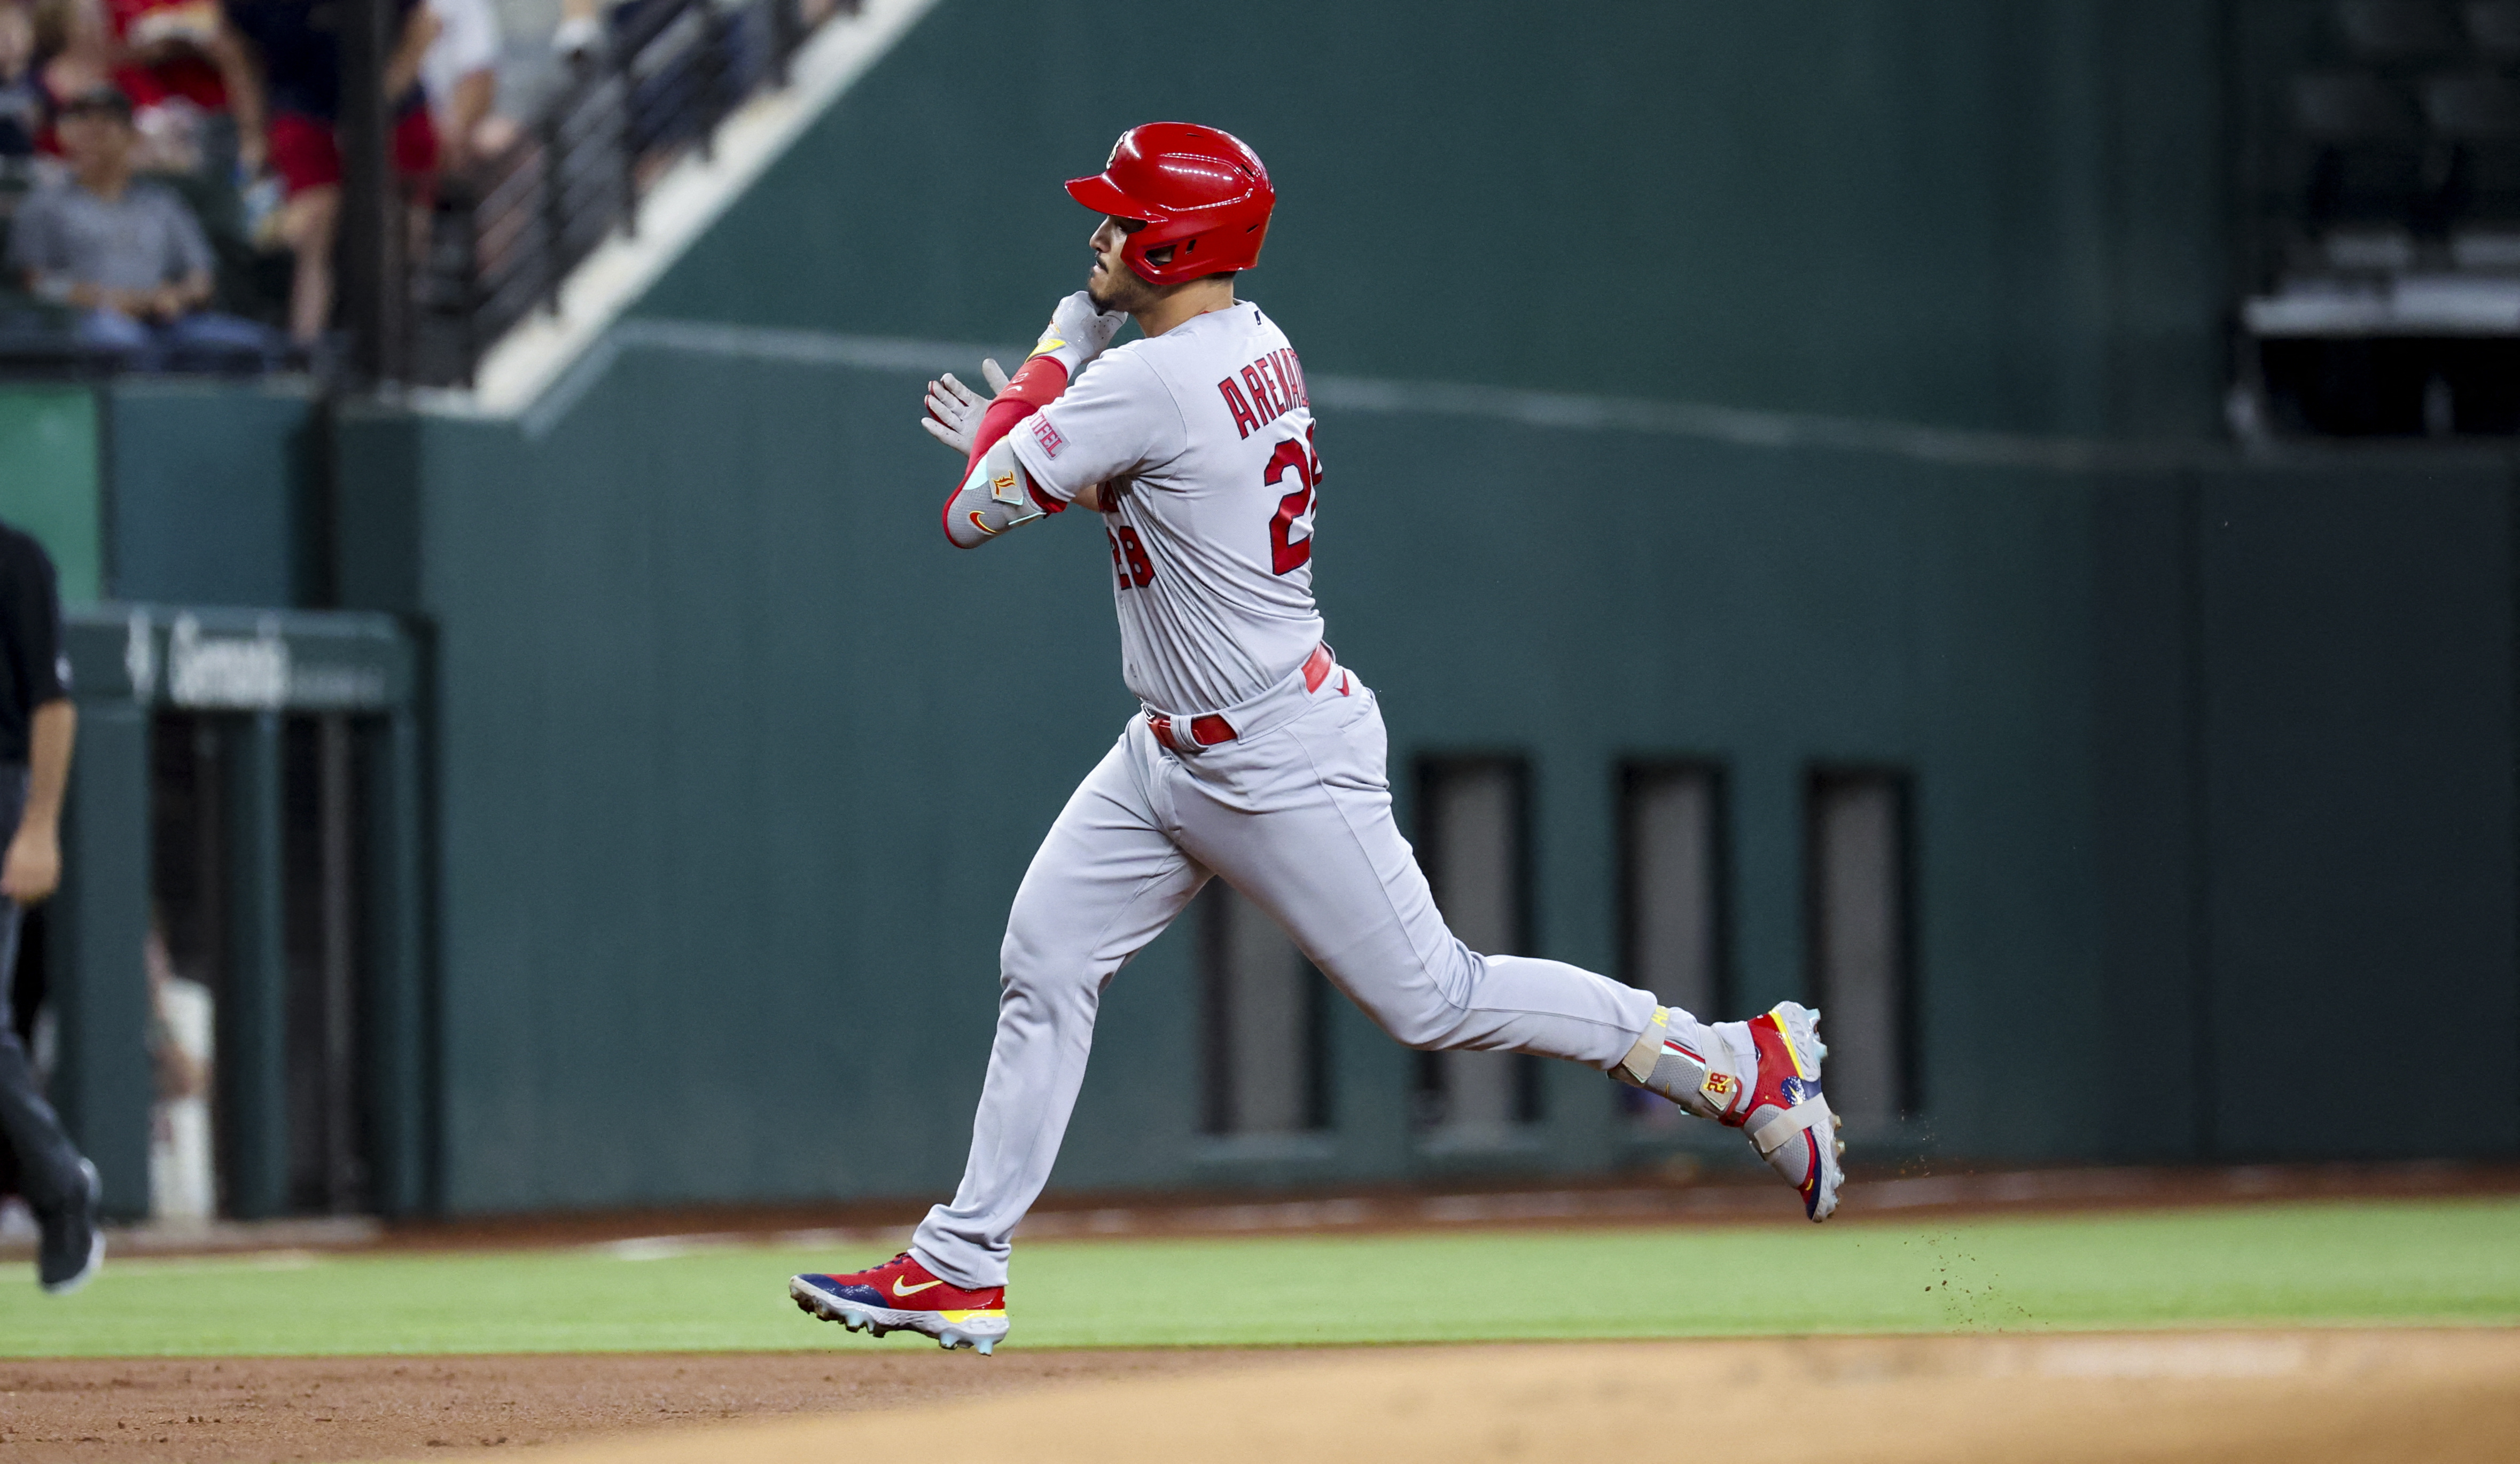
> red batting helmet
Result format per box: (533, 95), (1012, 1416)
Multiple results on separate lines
(1066, 123), (1274, 286)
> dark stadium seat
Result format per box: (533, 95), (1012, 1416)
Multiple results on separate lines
(2336, 0), (2467, 65)
(2468, 0), (2520, 58)
(2292, 72), (2433, 232)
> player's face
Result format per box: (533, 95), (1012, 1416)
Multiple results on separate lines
(1087, 215), (1160, 314)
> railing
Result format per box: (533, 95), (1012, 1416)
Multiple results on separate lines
(407, 0), (836, 386)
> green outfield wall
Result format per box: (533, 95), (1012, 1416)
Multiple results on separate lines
(104, 380), (319, 608)
(0, 379), (316, 609)
(338, 332), (2520, 1210)
(313, 0), (2516, 1212)
(645, 0), (2227, 441)
(0, 385), (103, 603)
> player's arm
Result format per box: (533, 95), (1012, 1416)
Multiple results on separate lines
(931, 292), (1124, 548)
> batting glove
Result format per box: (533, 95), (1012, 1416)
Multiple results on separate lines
(1027, 291), (1128, 379)
(919, 358), (1012, 456)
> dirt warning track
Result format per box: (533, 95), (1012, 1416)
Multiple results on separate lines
(1, 1329), (2513, 1463)
(0, 1348), (1265, 1461)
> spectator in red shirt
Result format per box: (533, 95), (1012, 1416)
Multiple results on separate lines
(103, 0), (238, 171)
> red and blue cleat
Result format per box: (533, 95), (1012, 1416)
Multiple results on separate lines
(1727, 1003), (1845, 1222)
(1618, 1001), (1845, 1221)
(789, 1251), (1009, 1356)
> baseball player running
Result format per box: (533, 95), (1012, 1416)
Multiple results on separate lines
(790, 123), (1845, 1356)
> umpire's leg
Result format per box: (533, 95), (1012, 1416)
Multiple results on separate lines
(0, 769), (85, 1213)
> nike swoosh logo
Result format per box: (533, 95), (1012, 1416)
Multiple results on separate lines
(892, 1277), (943, 1297)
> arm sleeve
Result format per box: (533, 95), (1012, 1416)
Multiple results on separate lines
(1006, 351), (1184, 504)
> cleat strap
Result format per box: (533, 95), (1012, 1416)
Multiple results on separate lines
(1747, 1095), (1833, 1156)
(1614, 1014), (1674, 1087)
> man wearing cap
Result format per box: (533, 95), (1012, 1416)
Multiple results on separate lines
(7, 82), (283, 367)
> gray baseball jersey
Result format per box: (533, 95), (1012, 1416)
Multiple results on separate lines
(1010, 302), (1323, 715)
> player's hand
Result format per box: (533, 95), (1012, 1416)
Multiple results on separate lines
(1027, 291), (1128, 378)
(919, 358), (1010, 456)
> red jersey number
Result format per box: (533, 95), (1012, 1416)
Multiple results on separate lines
(1266, 426), (1323, 576)
(1109, 526), (1154, 589)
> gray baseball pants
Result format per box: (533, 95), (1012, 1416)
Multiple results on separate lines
(910, 664), (1658, 1288)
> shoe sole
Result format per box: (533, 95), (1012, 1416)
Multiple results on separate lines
(39, 1158), (104, 1295)
(42, 1230), (105, 1296)
(1768, 1002), (1847, 1223)
(788, 1275), (1008, 1356)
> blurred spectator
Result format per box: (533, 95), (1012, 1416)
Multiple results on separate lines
(550, 0), (602, 62)
(220, 0), (437, 343)
(104, 0), (237, 175)
(419, 0), (499, 174)
(0, 3), (44, 155)
(32, 0), (113, 140)
(143, 915), (211, 1222)
(8, 83), (282, 364)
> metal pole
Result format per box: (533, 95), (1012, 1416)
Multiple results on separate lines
(220, 711), (290, 1218)
(338, 0), (403, 382)
(540, 108), (567, 314)
(764, 0), (794, 91)
(363, 707), (431, 1216)
(696, 0), (725, 163)
(317, 714), (358, 1212)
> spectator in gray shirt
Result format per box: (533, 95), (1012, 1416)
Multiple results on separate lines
(8, 84), (282, 368)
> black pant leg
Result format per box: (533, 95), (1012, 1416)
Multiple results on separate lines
(0, 770), (82, 1211)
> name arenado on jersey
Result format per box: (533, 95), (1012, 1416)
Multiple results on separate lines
(1218, 347), (1309, 439)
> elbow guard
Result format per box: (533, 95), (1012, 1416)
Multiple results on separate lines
(943, 439), (1054, 548)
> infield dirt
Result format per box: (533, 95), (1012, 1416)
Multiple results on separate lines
(1, 1328), (2514, 1463)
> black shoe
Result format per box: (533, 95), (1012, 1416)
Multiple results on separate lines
(36, 1157), (103, 1294)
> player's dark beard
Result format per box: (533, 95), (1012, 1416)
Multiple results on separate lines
(1088, 261), (1158, 315)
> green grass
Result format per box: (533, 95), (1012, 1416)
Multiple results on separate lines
(2, 1197), (2516, 1357)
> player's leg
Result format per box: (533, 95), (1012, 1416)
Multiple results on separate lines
(796, 722), (1205, 1341)
(1175, 686), (1648, 1064)
(1176, 679), (1842, 1219)
(910, 732), (1206, 1286)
